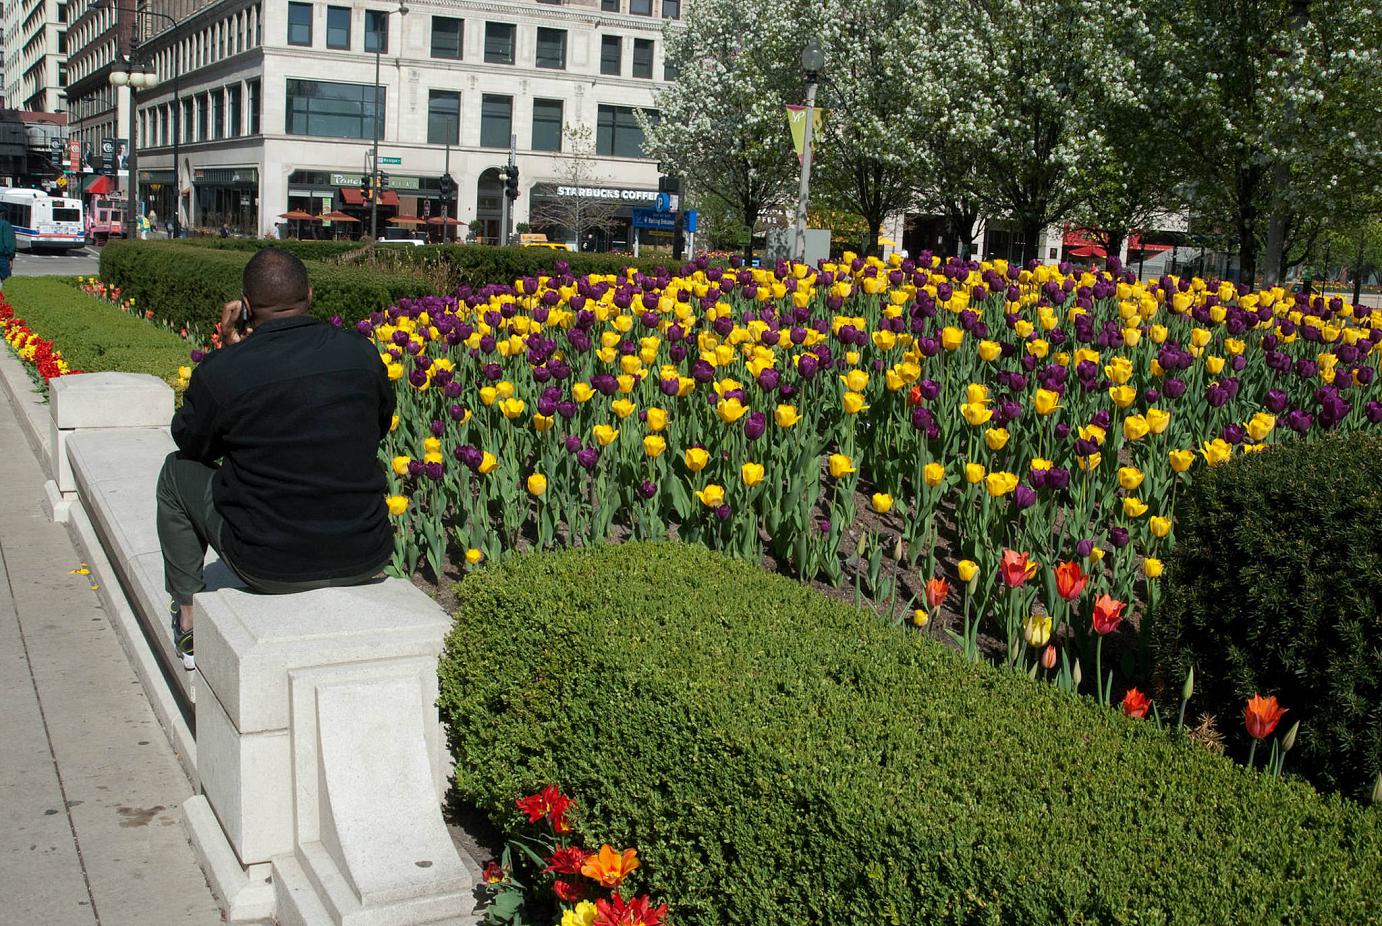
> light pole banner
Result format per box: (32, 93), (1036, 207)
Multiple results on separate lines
(785, 105), (825, 163)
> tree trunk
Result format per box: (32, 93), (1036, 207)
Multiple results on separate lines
(866, 216), (883, 258)
(1237, 205), (1258, 286)
(1021, 218), (1044, 263)
(740, 198), (758, 263)
(1103, 231), (1126, 270)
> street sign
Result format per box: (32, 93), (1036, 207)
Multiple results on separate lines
(632, 208), (676, 231)
(654, 192), (680, 214)
(685, 210), (699, 233)
(380, 156), (402, 165)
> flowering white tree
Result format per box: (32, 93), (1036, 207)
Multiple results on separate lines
(641, 0), (801, 259)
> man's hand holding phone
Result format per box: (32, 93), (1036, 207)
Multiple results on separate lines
(219, 299), (252, 347)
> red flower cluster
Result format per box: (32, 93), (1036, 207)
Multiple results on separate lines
(515, 784), (575, 833)
(1, 299), (80, 381)
(594, 894), (669, 926)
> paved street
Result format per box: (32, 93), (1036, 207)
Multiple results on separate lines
(12, 247), (103, 279)
(0, 369), (221, 924)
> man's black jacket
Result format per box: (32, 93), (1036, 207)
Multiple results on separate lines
(172, 315), (396, 582)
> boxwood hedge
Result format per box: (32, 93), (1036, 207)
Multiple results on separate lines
(439, 542), (1382, 926)
(1146, 432), (1382, 799)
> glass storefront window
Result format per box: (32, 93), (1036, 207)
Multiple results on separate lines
(286, 79), (385, 140)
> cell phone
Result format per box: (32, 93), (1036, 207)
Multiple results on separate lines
(235, 299), (250, 334)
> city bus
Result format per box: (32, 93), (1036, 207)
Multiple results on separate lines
(0, 188), (87, 251)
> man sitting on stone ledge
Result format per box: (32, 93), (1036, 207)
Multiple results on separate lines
(156, 247), (395, 669)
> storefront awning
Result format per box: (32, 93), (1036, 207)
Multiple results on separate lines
(340, 187), (399, 206)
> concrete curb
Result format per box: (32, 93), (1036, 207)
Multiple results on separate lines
(0, 340), (53, 461)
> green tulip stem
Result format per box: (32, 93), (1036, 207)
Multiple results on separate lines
(1176, 697), (1188, 732)
(1096, 636), (1105, 707)
(1248, 739), (1258, 769)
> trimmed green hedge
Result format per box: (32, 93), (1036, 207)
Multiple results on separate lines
(363, 243), (674, 286)
(3, 277), (192, 385)
(172, 238), (363, 261)
(1147, 433), (1382, 799)
(99, 240), (433, 329)
(439, 543), (1382, 926)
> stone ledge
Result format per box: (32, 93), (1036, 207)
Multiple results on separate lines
(49, 370), (174, 429)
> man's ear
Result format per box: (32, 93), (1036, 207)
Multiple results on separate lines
(306, 285), (314, 308)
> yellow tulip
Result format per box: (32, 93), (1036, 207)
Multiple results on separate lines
(716, 397), (749, 424)
(1123, 414), (1150, 441)
(985, 471), (1018, 497)
(1169, 448), (1195, 473)
(423, 451), (443, 465)
(966, 383), (990, 404)
(1122, 497), (1148, 518)
(533, 414), (554, 432)
(924, 462), (944, 487)
(842, 391), (869, 414)
(957, 560), (979, 584)
(961, 401), (993, 427)
(464, 548), (484, 566)
(1149, 515), (1172, 538)
(1146, 407), (1171, 434)
(385, 495), (409, 516)
(695, 483), (725, 508)
(828, 453), (856, 479)
(870, 492), (893, 514)
(1117, 467), (1144, 491)
(684, 447), (710, 472)
(391, 456), (412, 477)
(964, 462), (986, 484)
(500, 397), (526, 420)
(423, 437), (442, 454)
(841, 369), (869, 392)
(1246, 412), (1275, 442)
(774, 404), (800, 428)
(1077, 453), (1102, 471)
(741, 462), (764, 487)
(1033, 388), (1061, 416)
(941, 326), (964, 351)
(477, 452), (498, 475)
(1108, 385), (1136, 409)
(526, 473), (548, 496)
(1200, 438), (1232, 467)
(390, 414), (399, 432)
(1024, 612), (1052, 648)
(1143, 557), (1164, 579)
(386, 362), (404, 381)
(611, 398), (636, 419)
(643, 435), (666, 458)
(479, 386), (498, 406)
(977, 340), (1002, 362)
(1079, 424), (1107, 446)
(1205, 355), (1225, 375)
(646, 407), (668, 432)
(572, 383), (595, 403)
(1104, 356), (1133, 385)
(912, 608), (929, 627)
(984, 428), (1010, 451)
(593, 424), (620, 446)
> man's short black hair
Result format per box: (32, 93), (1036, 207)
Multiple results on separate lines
(243, 247), (310, 311)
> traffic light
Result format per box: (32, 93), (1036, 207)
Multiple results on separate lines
(505, 164), (519, 200)
(658, 174), (681, 195)
(379, 172), (390, 190)
(438, 172), (455, 199)
(361, 174), (374, 203)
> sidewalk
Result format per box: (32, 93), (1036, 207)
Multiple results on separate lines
(0, 380), (221, 924)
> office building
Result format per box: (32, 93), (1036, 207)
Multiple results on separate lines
(2, 0), (70, 113)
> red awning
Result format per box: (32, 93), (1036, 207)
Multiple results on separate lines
(1066, 244), (1108, 259)
(86, 174), (116, 195)
(1128, 234), (1172, 255)
(340, 186), (399, 206)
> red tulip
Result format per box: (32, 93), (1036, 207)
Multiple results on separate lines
(1000, 549), (1035, 587)
(1244, 694), (1287, 741)
(1121, 688), (1150, 719)
(1040, 645), (1058, 670)
(1091, 594), (1125, 635)
(924, 577), (950, 608)
(1054, 560), (1088, 601)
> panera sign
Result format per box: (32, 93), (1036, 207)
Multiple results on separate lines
(554, 185), (657, 202)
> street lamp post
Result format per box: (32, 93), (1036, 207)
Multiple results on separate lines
(370, 3), (409, 240)
(109, 6), (182, 240)
(793, 37), (824, 265)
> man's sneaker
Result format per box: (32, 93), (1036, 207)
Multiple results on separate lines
(169, 601), (195, 671)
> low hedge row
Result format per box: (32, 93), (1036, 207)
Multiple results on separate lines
(360, 243), (673, 287)
(3, 277), (192, 386)
(172, 238), (363, 261)
(439, 542), (1382, 926)
(1147, 432), (1382, 799)
(99, 240), (433, 330)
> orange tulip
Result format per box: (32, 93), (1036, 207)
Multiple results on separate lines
(999, 549), (1035, 588)
(1091, 594), (1125, 635)
(924, 577), (950, 608)
(580, 844), (640, 888)
(1244, 694), (1287, 741)
(1121, 688), (1151, 719)
(1054, 561), (1087, 601)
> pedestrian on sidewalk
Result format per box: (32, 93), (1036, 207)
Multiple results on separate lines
(155, 248), (395, 668)
(0, 211), (15, 289)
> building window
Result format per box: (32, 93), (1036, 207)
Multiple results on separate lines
(662, 0), (681, 18)
(632, 38), (653, 79)
(287, 2), (312, 46)
(427, 90), (460, 145)
(181, 98), (193, 142)
(364, 9), (388, 53)
(326, 6), (350, 49)
(484, 22), (515, 64)
(198, 94), (210, 140)
(213, 90), (225, 138)
(600, 35), (621, 76)
(480, 94), (512, 149)
(535, 27), (566, 69)
(248, 78), (261, 134)
(286, 78), (384, 140)
(229, 84), (242, 136)
(431, 16), (462, 59)
(630, 0), (652, 14)
(601, 0), (620, 10)
(531, 98), (562, 152)
(597, 104), (649, 158)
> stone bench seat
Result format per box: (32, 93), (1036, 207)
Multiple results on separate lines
(46, 373), (477, 925)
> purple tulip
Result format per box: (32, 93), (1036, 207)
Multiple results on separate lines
(638, 480), (658, 500)
(563, 435), (583, 454)
(576, 447), (600, 470)
(1013, 485), (1038, 510)
(1265, 388), (1289, 414)
(1076, 539), (1096, 558)
(715, 505), (732, 522)
(1108, 527), (1131, 549)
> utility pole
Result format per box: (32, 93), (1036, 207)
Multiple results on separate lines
(500, 134), (517, 246)
(793, 37), (824, 264)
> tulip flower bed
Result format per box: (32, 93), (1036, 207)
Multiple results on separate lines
(1, 290), (80, 384)
(440, 543), (1382, 926)
(378, 253), (1382, 713)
